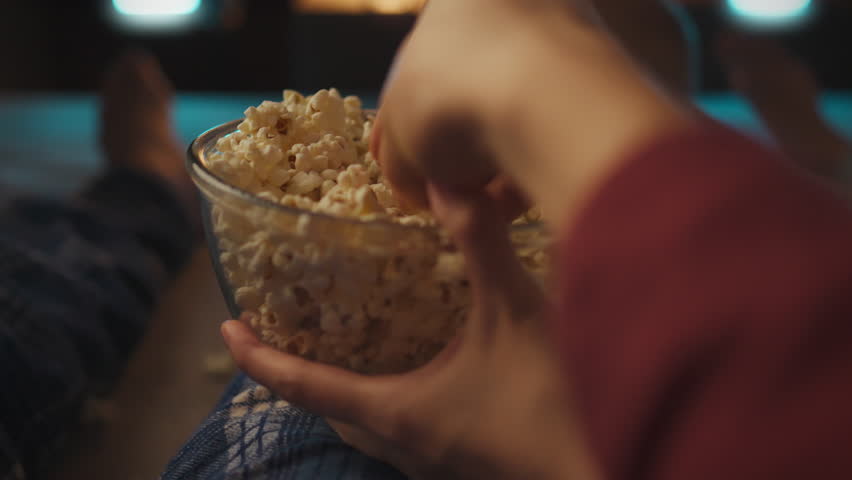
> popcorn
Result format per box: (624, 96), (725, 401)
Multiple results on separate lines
(267, 169), (294, 189)
(279, 194), (314, 210)
(286, 171), (324, 195)
(256, 191), (280, 204)
(320, 180), (337, 196)
(370, 183), (398, 210)
(353, 186), (381, 215)
(204, 89), (546, 374)
(234, 286), (264, 311)
(338, 164), (370, 189)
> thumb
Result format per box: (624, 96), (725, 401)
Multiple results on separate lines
(221, 321), (394, 428)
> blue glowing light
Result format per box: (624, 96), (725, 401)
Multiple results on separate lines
(113, 0), (201, 16)
(110, 0), (203, 32)
(726, 0), (814, 28)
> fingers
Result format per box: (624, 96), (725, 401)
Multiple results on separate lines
(376, 106), (503, 212)
(370, 111), (384, 161)
(486, 176), (531, 221)
(221, 321), (392, 426)
(375, 119), (527, 217)
(374, 32), (498, 210)
(372, 106), (431, 209)
(380, 130), (431, 209)
(427, 185), (540, 315)
(373, 33), (431, 208)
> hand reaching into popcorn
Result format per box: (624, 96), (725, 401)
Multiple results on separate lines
(373, 0), (690, 229)
(222, 185), (601, 480)
(221, 0), (689, 477)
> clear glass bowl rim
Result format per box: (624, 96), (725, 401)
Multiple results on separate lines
(186, 118), (545, 236)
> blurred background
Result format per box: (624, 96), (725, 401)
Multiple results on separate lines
(0, 0), (850, 92)
(2, 0), (851, 195)
(0, 1), (850, 478)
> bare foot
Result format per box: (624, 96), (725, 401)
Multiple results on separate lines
(717, 32), (851, 181)
(100, 51), (198, 220)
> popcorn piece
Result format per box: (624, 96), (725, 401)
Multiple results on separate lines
(370, 183), (398, 209)
(525, 206), (543, 222)
(343, 95), (361, 112)
(307, 89), (347, 134)
(283, 90), (304, 105)
(280, 194), (315, 210)
(338, 164), (369, 189)
(235, 286), (264, 311)
(353, 186), (381, 216)
(302, 273), (333, 298)
(256, 191), (280, 204)
(286, 171), (324, 195)
(399, 215), (432, 228)
(321, 180), (337, 197)
(364, 153), (381, 181)
(267, 168), (293, 188)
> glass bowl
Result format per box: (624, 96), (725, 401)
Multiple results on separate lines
(187, 119), (549, 375)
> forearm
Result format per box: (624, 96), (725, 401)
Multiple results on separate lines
(480, 20), (691, 232)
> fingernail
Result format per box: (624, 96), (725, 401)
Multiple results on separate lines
(221, 320), (238, 344)
(222, 320), (257, 347)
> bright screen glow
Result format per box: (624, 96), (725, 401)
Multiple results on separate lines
(726, 0), (813, 28)
(113, 0), (201, 16)
(110, 0), (202, 32)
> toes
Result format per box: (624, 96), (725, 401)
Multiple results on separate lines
(132, 52), (175, 101)
(103, 49), (174, 105)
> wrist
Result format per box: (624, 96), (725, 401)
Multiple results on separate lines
(480, 25), (692, 231)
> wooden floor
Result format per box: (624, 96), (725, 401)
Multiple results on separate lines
(48, 249), (233, 479)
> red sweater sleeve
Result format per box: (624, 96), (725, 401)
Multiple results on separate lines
(555, 121), (852, 480)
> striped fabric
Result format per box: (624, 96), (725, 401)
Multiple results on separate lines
(163, 374), (406, 479)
